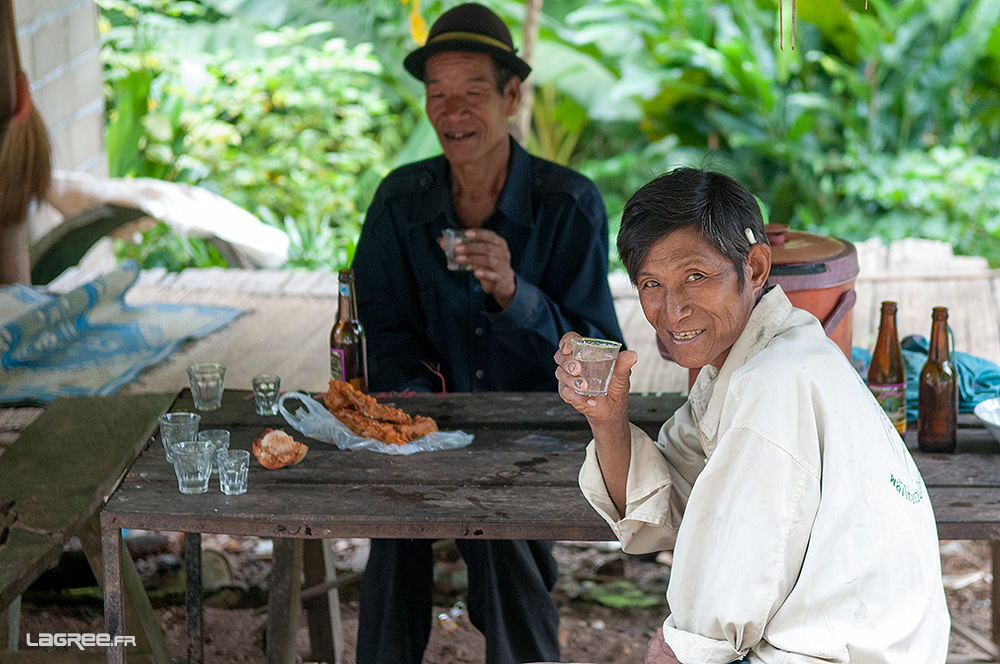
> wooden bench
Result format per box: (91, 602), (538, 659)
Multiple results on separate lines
(0, 393), (175, 662)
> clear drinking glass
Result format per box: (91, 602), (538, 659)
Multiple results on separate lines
(252, 373), (281, 416)
(571, 337), (622, 396)
(170, 440), (216, 494)
(158, 412), (201, 463)
(441, 228), (473, 271)
(217, 449), (250, 495)
(187, 362), (226, 411)
(197, 429), (230, 474)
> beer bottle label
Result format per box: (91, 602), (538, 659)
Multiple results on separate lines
(870, 382), (907, 433)
(331, 348), (345, 381)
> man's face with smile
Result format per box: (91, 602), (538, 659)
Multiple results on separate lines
(637, 226), (767, 369)
(424, 51), (518, 168)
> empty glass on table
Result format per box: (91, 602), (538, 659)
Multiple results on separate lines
(170, 440), (216, 494)
(158, 412), (201, 462)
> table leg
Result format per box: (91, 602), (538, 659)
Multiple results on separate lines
(185, 532), (203, 664)
(267, 538), (302, 664)
(79, 514), (171, 662)
(302, 539), (343, 663)
(102, 517), (125, 664)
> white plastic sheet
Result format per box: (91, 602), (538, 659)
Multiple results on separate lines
(278, 391), (473, 456)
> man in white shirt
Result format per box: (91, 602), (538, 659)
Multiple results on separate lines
(553, 168), (950, 663)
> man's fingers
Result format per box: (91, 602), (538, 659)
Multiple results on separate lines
(456, 231), (514, 302)
(557, 381), (588, 408)
(616, 350), (638, 374)
(605, 349), (635, 392)
(554, 332), (583, 370)
(472, 266), (499, 281)
(554, 364), (581, 386)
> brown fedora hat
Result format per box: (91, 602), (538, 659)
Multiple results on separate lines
(403, 3), (531, 82)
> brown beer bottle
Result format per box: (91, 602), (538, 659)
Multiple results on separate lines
(330, 269), (368, 392)
(868, 301), (907, 435)
(917, 307), (957, 452)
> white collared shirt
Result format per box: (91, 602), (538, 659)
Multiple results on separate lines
(579, 286), (950, 663)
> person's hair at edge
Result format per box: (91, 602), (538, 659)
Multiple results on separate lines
(617, 167), (768, 291)
(490, 61), (516, 93)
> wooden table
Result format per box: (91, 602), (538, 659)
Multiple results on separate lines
(100, 390), (1000, 663)
(100, 389), (680, 663)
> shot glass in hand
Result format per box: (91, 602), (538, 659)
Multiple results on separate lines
(158, 412), (201, 462)
(217, 449), (250, 495)
(571, 337), (622, 396)
(252, 373), (281, 416)
(171, 440), (216, 494)
(188, 362), (226, 411)
(441, 228), (473, 271)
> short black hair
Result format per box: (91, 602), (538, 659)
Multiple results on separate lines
(617, 168), (767, 291)
(492, 60), (517, 93)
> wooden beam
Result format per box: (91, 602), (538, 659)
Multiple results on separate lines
(101, 521), (125, 664)
(993, 542), (1000, 653)
(77, 514), (170, 663)
(185, 533), (203, 664)
(301, 539), (342, 664)
(266, 539), (302, 664)
(950, 611), (1000, 660)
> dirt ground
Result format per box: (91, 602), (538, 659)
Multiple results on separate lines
(13, 536), (997, 663)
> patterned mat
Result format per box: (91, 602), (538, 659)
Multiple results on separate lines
(0, 261), (243, 406)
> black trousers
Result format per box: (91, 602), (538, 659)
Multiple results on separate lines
(356, 538), (561, 664)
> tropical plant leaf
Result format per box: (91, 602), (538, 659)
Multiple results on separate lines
(105, 69), (153, 177)
(532, 41), (641, 122)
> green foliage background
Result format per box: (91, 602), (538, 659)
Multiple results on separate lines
(98, 0), (1000, 271)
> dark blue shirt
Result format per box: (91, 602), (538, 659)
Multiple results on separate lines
(353, 139), (624, 393)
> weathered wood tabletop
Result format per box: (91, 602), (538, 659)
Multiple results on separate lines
(905, 416), (1000, 541)
(101, 390), (684, 542)
(100, 388), (687, 664)
(100, 389), (1000, 542)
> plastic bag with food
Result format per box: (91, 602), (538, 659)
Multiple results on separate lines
(277, 391), (473, 455)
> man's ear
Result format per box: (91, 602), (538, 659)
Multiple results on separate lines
(747, 242), (771, 289)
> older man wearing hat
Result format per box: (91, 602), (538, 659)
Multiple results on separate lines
(351, 3), (623, 663)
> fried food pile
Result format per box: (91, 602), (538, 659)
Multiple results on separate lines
(323, 380), (438, 445)
(253, 428), (308, 469)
